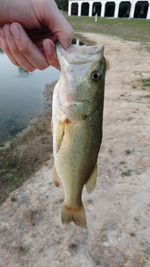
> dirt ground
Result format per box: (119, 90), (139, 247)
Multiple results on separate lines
(0, 33), (150, 267)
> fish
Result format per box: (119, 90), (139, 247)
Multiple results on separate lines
(52, 43), (106, 227)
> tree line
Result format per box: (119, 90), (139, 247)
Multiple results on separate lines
(56, 0), (68, 11)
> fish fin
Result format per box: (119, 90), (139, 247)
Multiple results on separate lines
(56, 120), (66, 152)
(53, 165), (61, 187)
(61, 204), (87, 228)
(85, 165), (97, 193)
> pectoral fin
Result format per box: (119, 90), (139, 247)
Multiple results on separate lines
(55, 119), (71, 152)
(85, 165), (97, 193)
(53, 165), (61, 187)
(55, 121), (65, 152)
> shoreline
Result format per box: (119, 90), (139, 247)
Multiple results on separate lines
(0, 32), (149, 205)
(0, 34), (92, 149)
(0, 82), (56, 204)
(0, 33), (94, 204)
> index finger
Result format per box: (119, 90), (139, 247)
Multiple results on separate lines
(10, 23), (49, 70)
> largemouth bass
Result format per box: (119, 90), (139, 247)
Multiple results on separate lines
(52, 43), (106, 227)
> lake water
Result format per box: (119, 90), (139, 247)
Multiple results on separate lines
(0, 38), (86, 145)
(0, 50), (60, 144)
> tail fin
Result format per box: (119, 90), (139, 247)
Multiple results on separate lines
(61, 204), (87, 228)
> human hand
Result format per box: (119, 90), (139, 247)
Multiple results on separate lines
(0, 23), (60, 71)
(0, 0), (73, 71)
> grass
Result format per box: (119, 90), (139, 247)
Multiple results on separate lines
(0, 149), (33, 204)
(143, 78), (150, 87)
(0, 167), (32, 204)
(67, 16), (150, 43)
(121, 169), (133, 177)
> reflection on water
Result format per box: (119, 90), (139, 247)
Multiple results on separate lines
(0, 53), (60, 144)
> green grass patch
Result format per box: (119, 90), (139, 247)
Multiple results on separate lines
(0, 168), (32, 204)
(67, 16), (150, 43)
(0, 155), (33, 204)
(143, 78), (150, 88)
(121, 169), (133, 177)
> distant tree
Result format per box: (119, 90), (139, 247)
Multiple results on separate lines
(56, 0), (68, 11)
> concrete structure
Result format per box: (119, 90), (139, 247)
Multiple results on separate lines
(68, 0), (150, 18)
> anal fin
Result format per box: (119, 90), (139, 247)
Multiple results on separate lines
(85, 165), (97, 193)
(56, 121), (65, 152)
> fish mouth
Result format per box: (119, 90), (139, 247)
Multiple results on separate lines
(56, 43), (104, 65)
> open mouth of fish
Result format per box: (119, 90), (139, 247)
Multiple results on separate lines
(56, 43), (104, 65)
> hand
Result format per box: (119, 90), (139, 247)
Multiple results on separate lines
(0, 0), (73, 71)
(0, 23), (60, 71)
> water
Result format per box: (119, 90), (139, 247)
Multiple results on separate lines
(0, 38), (85, 144)
(0, 50), (60, 144)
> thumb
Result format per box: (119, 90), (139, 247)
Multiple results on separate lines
(46, 3), (74, 49)
(56, 25), (73, 49)
(54, 13), (73, 49)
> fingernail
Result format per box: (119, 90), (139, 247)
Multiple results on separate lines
(11, 24), (19, 39)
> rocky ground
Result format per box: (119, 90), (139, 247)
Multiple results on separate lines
(0, 33), (150, 267)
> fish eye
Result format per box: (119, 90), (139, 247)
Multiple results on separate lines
(91, 71), (101, 81)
